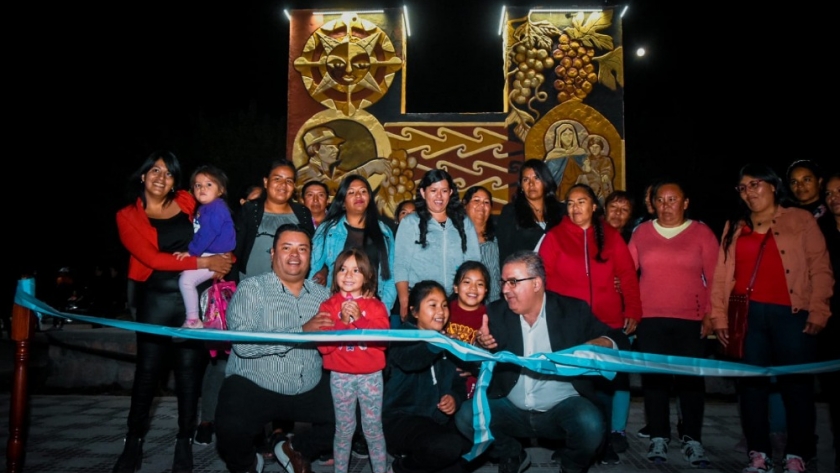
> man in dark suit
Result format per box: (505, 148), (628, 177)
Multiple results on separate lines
(456, 250), (630, 473)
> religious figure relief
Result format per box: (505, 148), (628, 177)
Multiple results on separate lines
(576, 135), (615, 203)
(543, 120), (589, 199)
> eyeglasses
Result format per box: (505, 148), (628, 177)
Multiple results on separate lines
(735, 179), (764, 194)
(500, 277), (537, 288)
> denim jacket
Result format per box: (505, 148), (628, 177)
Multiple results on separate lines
(393, 212), (481, 294)
(310, 215), (397, 310)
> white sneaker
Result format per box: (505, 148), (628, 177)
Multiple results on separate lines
(647, 437), (668, 463)
(681, 436), (709, 468)
(743, 450), (773, 473)
(783, 454), (807, 473)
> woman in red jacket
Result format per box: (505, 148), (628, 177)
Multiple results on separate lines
(112, 150), (232, 473)
(538, 183), (642, 465)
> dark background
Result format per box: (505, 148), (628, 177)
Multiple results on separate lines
(8, 0), (831, 310)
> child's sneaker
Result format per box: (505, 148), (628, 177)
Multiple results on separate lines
(743, 451), (773, 473)
(183, 319), (204, 329)
(316, 453), (334, 466)
(647, 437), (668, 463)
(681, 436), (709, 468)
(783, 454), (807, 473)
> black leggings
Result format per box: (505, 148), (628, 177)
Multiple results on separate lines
(125, 275), (206, 439)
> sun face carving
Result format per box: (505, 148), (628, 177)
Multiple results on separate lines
(294, 13), (403, 116)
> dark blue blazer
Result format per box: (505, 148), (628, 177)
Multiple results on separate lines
(485, 290), (631, 402)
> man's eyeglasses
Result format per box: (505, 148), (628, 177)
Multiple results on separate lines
(735, 179), (764, 194)
(500, 277), (537, 288)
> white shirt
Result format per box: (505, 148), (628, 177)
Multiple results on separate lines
(507, 294), (579, 411)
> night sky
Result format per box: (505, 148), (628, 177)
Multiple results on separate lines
(10, 0), (830, 293)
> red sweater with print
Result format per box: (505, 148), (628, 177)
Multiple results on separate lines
(116, 191), (199, 282)
(539, 217), (642, 328)
(318, 293), (389, 374)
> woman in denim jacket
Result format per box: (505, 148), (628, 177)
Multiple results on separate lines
(393, 169), (481, 321)
(310, 175), (396, 312)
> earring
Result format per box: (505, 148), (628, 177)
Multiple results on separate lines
(170, 188), (176, 193)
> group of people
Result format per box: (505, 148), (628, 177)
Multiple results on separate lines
(111, 149), (838, 473)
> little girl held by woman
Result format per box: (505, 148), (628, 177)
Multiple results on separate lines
(174, 165), (236, 328)
(446, 260), (491, 399)
(317, 248), (390, 473)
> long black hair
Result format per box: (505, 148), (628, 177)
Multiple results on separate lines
(514, 159), (563, 230)
(407, 280), (448, 326)
(413, 169), (469, 252)
(565, 183), (607, 263)
(463, 185), (496, 241)
(320, 174), (391, 280)
(722, 163), (794, 255)
(449, 260), (491, 305)
(126, 150), (183, 208)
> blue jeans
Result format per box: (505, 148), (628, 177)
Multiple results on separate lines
(739, 301), (817, 459)
(456, 395), (603, 473)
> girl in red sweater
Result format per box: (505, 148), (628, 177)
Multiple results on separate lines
(445, 260), (491, 399)
(318, 249), (390, 473)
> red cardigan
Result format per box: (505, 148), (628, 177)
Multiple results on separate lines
(117, 190), (199, 282)
(539, 217), (642, 328)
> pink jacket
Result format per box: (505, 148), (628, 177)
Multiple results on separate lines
(710, 206), (834, 329)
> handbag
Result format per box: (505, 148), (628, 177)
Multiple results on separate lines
(722, 230), (771, 359)
(201, 279), (237, 358)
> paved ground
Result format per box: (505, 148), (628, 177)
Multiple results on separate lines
(1, 394), (836, 473)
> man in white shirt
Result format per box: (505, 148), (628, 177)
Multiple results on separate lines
(456, 251), (630, 473)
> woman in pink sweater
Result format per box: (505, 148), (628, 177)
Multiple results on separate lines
(627, 178), (718, 468)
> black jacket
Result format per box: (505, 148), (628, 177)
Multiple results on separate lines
(485, 290), (630, 402)
(233, 197), (314, 282)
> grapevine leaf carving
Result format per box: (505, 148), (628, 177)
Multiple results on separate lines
(594, 47), (624, 90)
(505, 107), (535, 141)
(512, 20), (560, 50)
(530, 21), (561, 50)
(568, 11), (614, 51)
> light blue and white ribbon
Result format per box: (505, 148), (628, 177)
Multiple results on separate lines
(13, 278), (840, 460)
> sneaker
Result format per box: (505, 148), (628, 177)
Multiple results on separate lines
(274, 440), (311, 473)
(783, 454), (806, 473)
(637, 424), (651, 438)
(600, 442), (620, 465)
(743, 451), (773, 473)
(194, 422), (214, 445)
(681, 436), (709, 468)
(183, 319), (204, 328)
(498, 450), (531, 473)
(647, 437), (668, 463)
(316, 453), (334, 466)
(610, 430), (628, 453)
(351, 435), (369, 459)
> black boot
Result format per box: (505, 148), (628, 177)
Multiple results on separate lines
(112, 435), (143, 473)
(172, 437), (194, 473)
